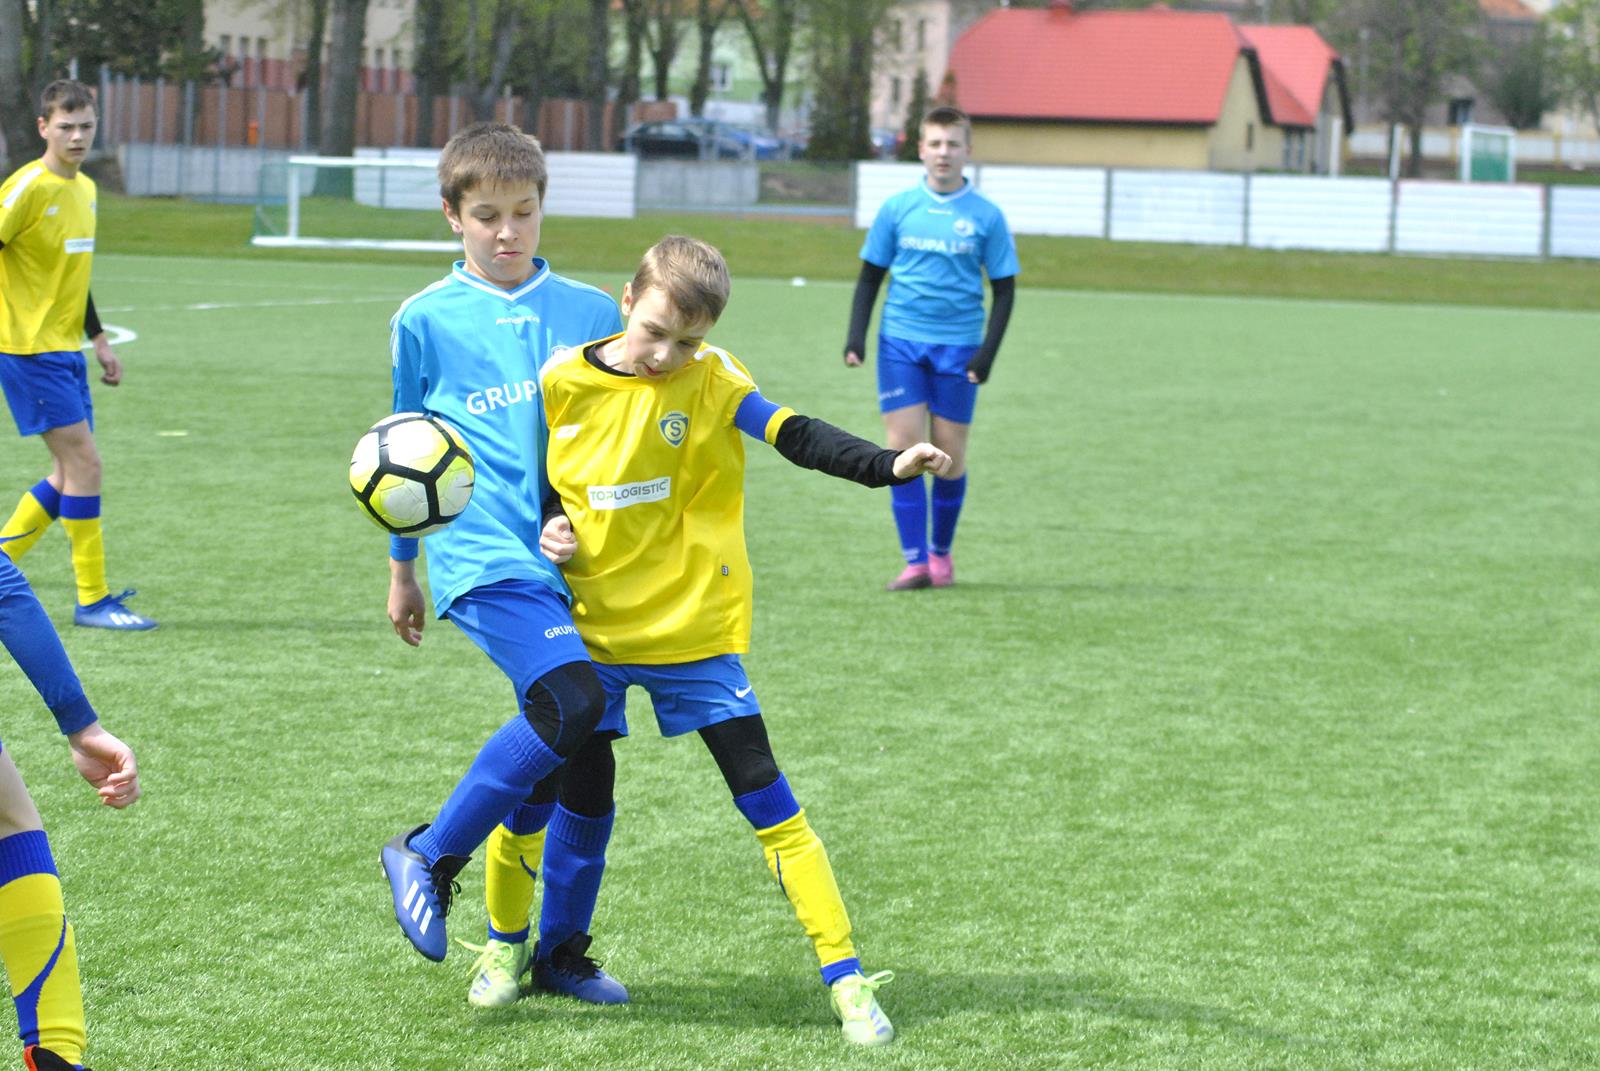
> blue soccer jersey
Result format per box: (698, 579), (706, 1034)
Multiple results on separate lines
(860, 180), (1020, 346)
(389, 259), (622, 616)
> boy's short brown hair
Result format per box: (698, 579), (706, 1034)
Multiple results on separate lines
(39, 79), (96, 120)
(920, 105), (971, 140)
(630, 235), (731, 325)
(437, 122), (547, 210)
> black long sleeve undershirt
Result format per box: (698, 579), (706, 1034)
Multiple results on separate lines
(84, 292), (103, 339)
(844, 260), (888, 360)
(772, 413), (912, 487)
(965, 275), (1015, 384)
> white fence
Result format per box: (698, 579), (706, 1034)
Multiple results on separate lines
(352, 148), (636, 218)
(854, 161), (1600, 260)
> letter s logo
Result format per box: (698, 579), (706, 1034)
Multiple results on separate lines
(659, 410), (689, 446)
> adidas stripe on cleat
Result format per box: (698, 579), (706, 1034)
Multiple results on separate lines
(460, 937), (531, 1007)
(381, 824), (468, 962)
(830, 970), (895, 1046)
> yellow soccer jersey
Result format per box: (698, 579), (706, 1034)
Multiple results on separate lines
(0, 163), (97, 354)
(541, 337), (792, 664)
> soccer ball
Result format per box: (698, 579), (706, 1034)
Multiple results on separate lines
(349, 413), (475, 537)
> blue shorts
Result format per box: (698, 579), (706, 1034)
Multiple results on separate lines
(0, 351), (93, 437)
(592, 655), (761, 738)
(876, 335), (980, 423)
(444, 579), (590, 701)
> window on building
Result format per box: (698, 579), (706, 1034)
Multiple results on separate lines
(220, 33), (231, 57)
(891, 77), (902, 108)
(917, 19), (927, 51)
(888, 19), (902, 50)
(258, 38), (268, 63)
(711, 61), (732, 93)
(1448, 97), (1475, 126)
(1246, 122), (1254, 151)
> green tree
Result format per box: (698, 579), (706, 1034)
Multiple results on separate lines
(1352, 0), (1480, 176)
(53, 0), (211, 80)
(1551, 0), (1600, 134)
(804, 0), (893, 160)
(732, 0), (798, 133)
(1488, 26), (1557, 131)
(0, 0), (36, 173)
(895, 66), (928, 162)
(413, 0), (446, 146)
(687, 0), (731, 118)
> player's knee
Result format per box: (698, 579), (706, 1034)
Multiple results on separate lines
(699, 717), (781, 798)
(558, 732), (618, 818)
(521, 660), (606, 758)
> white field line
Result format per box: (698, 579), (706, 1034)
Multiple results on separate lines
(98, 296), (400, 313)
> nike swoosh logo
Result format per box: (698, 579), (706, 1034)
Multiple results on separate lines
(735, 685), (753, 698)
(519, 855), (538, 882)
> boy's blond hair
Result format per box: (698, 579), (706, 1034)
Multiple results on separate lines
(630, 235), (731, 325)
(39, 79), (95, 120)
(437, 122), (547, 210)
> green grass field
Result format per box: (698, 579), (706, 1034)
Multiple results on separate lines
(0, 212), (1596, 1071)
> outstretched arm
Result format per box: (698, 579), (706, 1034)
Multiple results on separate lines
(772, 414), (949, 486)
(965, 275), (1015, 385)
(844, 260), (888, 368)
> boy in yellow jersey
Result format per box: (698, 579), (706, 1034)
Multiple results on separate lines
(0, 80), (154, 631)
(0, 549), (140, 1071)
(476, 236), (948, 1045)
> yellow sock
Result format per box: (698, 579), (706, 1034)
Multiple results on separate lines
(485, 824), (546, 940)
(0, 854), (86, 1065)
(753, 810), (856, 969)
(0, 489), (56, 561)
(60, 514), (108, 607)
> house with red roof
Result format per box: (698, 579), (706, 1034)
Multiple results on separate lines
(945, 1), (1349, 173)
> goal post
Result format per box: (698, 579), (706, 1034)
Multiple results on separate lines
(1459, 124), (1517, 183)
(251, 154), (460, 251)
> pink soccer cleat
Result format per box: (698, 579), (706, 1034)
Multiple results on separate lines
(886, 564), (931, 591)
(927, 553), (954, 588)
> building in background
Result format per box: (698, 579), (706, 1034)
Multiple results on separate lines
(945, 2), (1348, 173)
(203, 0), (414, 94)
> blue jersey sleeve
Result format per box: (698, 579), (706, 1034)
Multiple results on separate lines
(0, 555), (97, 734)
(859, 197), (899, 269)
(734, 390), (786, 441)
(388, 314), (424, 561)
(983, 204), (1021, 280)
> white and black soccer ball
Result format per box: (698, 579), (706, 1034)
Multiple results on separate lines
(349, 412), (475, 537)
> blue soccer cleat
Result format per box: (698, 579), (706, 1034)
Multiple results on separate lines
(533, 933), (629, 1004)
(74, 589), (156, 630)
(381, 824), (469, 962)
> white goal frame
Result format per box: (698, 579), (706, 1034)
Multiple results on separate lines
(251, 155), (460, 252)
(1459, 124), (1517, 184)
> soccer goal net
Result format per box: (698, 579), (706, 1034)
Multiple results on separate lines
(1459, 124), (1517, 183)
(251, 153), (459, 251)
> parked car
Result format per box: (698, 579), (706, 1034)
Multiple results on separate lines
(680, 118), (787, 161)
(617, 120), (747, 159)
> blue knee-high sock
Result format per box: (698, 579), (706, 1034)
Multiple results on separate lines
(411, 716), (562, 863)
(930, 473), (967, 556)
(537, 805), (613, 954)
(889, 479), (928, 566)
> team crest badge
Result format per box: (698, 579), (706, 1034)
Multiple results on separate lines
(659, 411), (689, 446)
(953, 217), (976, 237)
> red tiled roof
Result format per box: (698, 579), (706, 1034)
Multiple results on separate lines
(948, 6), (1338, 129)
(1479, 0), (1536, 18)
(1238, 26), (1338, 128)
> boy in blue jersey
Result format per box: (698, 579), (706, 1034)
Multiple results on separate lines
(376, 123), (624, 983)
(0, 549), (140, 1071)
(474, 236), (951, 1045)
(844, 105), (1019, 591)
